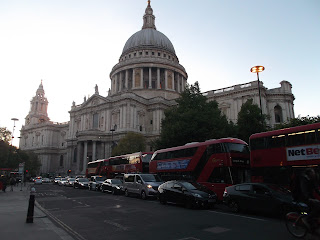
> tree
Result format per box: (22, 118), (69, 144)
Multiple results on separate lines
(273, 115), (320, 130)
(155, 82), (234, 149)
(0, 127), (12, 143)
(237, 98), (268, 143)
(112, 132), (146, 156)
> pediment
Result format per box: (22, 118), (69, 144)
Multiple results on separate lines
(82, 95), (109, 108)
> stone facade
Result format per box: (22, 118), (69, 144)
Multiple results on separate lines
(19, 2), (295, 175)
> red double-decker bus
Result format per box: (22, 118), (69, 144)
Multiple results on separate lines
(149, 138), (250, 200)
(250, 122), (320, 186)
(86, 152), (153, 178)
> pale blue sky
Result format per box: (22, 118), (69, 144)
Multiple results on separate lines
(1, 0), (319, 147)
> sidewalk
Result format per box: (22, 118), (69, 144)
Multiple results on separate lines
(0, 183), (74, 240)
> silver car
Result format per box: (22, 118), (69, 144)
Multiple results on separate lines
(123, 173), (163, 200)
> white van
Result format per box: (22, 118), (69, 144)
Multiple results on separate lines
(123, 173), (163, 200)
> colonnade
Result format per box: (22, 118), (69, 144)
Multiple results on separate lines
(111, 67), (186, 94)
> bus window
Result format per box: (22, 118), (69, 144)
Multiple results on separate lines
(208, 167), (232, 184)
(250, 138), (265, 150)
(305, 130), (316, 145)
(224, 143), (249, 153)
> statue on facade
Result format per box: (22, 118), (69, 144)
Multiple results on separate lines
(108, 88), (111, 96)
(95, 84), (99, 95)
(84, 96), (86, 102)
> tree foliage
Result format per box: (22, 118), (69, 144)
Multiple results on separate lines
(236, 98), (268, 143)
(155, 82), (234, 149)
(0, 140), (41, 175)
(0, 127), (12, 143)
(273, 115), (320, 130)
(112, 132), (146, 156)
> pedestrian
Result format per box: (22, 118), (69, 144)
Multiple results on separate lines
(10, 177), (16, 191)
(2, 176), (8, 192)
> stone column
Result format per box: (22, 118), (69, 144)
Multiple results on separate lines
(132, 68), (135, 89)
(119, 71), (122, 92)
(77, 142), (82, 173)
(149, 67), (152, 89)
(157, 68), (160, 89)
(82, 141), (88, 174)
(125, 70), (128, 90)
(165, 70), (168, 90)
(177, 74), (180, 92)
(92, 141), (96, 161)
(172, 72), (175, 91)
(140, 68), (143, 89)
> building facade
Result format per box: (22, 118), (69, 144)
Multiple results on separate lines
(19, 2), (294, 175)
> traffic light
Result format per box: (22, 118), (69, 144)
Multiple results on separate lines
(67, 169), (71, 174)
(25, 170), (28, 174)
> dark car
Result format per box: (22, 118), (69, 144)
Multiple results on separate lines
(158, 180), (217, 209)
(73, 178), (89, 189)
(223, 183), (293, 216)
(101, 178), (123, 194)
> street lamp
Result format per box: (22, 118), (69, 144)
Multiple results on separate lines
(250, 66), (265, 117)
(11, 118), (19, 145)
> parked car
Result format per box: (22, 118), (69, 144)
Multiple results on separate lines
(223, 183), (293, 216)
(123, 173), (163, 200)
(58, 178), (68, 186)
(54, 177), (62, 184)
(34, 177), (42, 184)
(65, 178), (76, 187)
(73, 178), (89, 189)
(101, 178), (123, 194)
(88, 176), (105, 191)
(42, 178), (51, 183)
(158, 180), (217, 209)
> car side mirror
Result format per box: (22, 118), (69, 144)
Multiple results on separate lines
(137, 180), (142, 184)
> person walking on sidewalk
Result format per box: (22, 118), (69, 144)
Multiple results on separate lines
(9, 177), (16, 191)
(1, 175), (8, 192)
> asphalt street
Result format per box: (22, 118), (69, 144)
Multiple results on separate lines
(34, 183), (296, 240)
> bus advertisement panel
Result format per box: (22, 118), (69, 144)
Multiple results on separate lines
(149, 138), (250, 200)
(250, 122), (320, 185)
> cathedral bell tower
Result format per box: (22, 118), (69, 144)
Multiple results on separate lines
(25, 81), (50, 125)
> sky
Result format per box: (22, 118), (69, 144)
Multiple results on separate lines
(1, 0), (319, 147)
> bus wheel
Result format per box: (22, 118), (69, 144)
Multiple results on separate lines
(229, 201), (240, 213)
(141, 191), (147, 200)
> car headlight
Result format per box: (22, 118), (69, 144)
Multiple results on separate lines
(192, 193), (202, 198)
(115, 186), (120, 189)
(147, 184), (152, 189)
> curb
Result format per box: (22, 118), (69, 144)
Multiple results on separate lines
(35, 200), (87, 240)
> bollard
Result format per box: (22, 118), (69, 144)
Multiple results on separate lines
(26, 187), (36, 223)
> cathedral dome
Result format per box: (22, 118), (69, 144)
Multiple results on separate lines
(122, 29), (176, 56)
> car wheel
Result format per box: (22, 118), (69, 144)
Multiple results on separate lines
(125, 189), (129, 197)
(229, 200), (240, 213)
(112, 188), (116, 195)
(141, 191), (147, 200)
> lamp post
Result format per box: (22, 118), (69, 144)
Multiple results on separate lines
(11, 118), (19, 146)
(250, 66), (265, 117)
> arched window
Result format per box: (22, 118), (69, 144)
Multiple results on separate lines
(60, 155), (64, 167)
(274, 105), (283, 123)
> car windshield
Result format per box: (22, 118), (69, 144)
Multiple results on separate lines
(224, 143), (249, 154)
(95, 177), (105, 181)
(61, 178), (67, 181)
(141, 174), (161, 182)
(79, 178), (89, 182)
(180, 182), (198, 190)
(69, 178), (75, 181)
(111, 179), (122, 184)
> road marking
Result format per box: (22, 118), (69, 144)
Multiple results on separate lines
(46, 208), (60, 211)
(104, 220), (129, 231)
(73, 205), (90, 209)
(208, 210), (266, 221)
(204, 226), (230, 234)
(177, 237), (200, 240)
